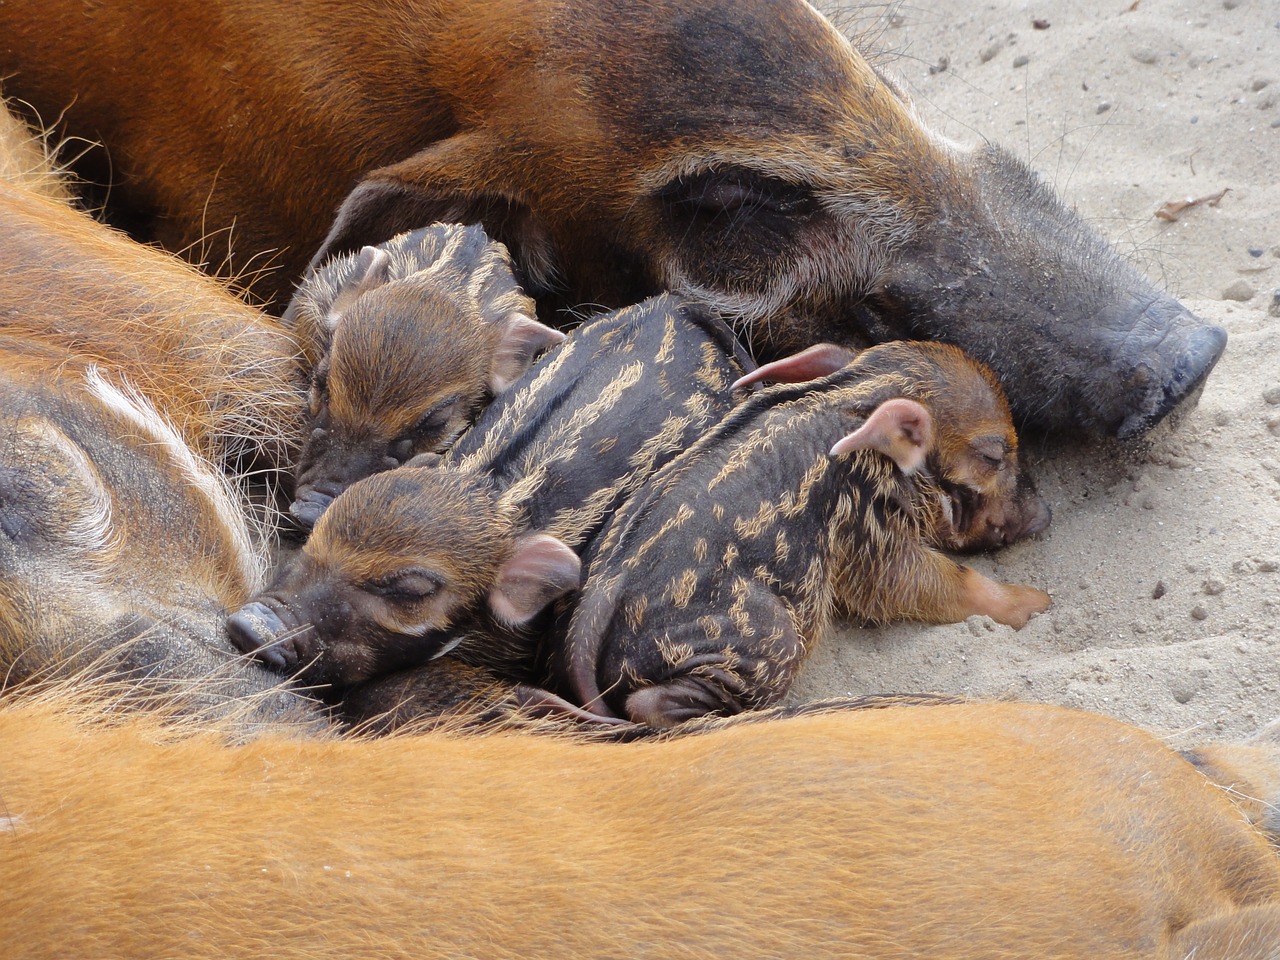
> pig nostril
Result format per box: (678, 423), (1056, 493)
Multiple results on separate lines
(225, 602), (289, 671)
(289, 492), (335, 530)
(1116, 322), (1227, 439)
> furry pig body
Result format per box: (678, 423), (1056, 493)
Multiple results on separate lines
(559, 342), (1051, 726)
(227, 295), (754, 689)
(4, 694), (1280, 959)
(285, 224), (561, 528)
(0, 100), (322, 730)
(0, 0), (1224, 437)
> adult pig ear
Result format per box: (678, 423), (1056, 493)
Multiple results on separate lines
(488, 313), (565, 393)
(488, 533), (581, 626)
(324, 246), (393, 328)
(830, 398), (933, 475)
(309, 132), (560, 296)
(731, 343), (857, 390)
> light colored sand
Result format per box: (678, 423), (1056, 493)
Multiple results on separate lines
(797, 0), (1280, 743)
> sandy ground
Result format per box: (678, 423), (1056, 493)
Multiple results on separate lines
(792, 0), (1280, 743)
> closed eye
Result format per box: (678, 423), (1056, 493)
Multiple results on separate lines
(364, 569), (444, 603)
(660, 167), (816, 224)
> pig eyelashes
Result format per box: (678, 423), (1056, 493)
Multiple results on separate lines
(390, 394), (464, 461)
(659, 166), (816, 231)
(363, 568), (444, 604)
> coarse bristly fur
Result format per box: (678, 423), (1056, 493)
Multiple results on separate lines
(3, 685), (1280, 958)
(226, 295), (756, 705)
(556, 341), (1051, 726)
(0, 99), (321, 730)
(0, 0), (1225, 438)
(282, 222), (563, 531)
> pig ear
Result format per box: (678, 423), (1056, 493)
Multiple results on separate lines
(324, 246), (393, 328)
(731, 343), (857, 390)
(488, 313), (565, 393)
(488, 533), (581, 627)
(830, 398), (933, 475)
(309, 133), (561, 298)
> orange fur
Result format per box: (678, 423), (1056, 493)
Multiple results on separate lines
(2, 695), (1279, 958)
(0, 102), (317, 727)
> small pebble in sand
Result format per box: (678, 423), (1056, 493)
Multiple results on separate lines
(1269, 290), (1280, 317)
(1097, 102), (1112, 114)
(1253, 78), (1273, 92)
(1222, 0), (1242, 9)
(1152, 580), (1167, 600)
(1221, 278), (1256, 301)
(1012, 54), (1030, 68)
(1130, 46), (1159, 65)
(1249, 247), (1266, 257)
(1202, 577), (1226, 596)
(1263, 385), (1280, 405)
(1190, 605), (1209, 621)
(979, 40), (1003, 63)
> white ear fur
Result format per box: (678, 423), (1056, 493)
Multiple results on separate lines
(488, 533), (581, 626)
(325, 246), (393, 329)
(488, 313), (566, 393)
(829, 398), (933, 475)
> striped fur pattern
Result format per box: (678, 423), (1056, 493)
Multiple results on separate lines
(558, 342), (1051, 726)
(227, 294), (755, 699)
(283, 224), (562, 530)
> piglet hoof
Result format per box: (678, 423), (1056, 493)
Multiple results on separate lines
(994, 584), (1052, 631)
(625, 678), (740, 728)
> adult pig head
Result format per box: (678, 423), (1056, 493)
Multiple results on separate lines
(0, 0), (1222, 436)
(317, 0), (1223, 438)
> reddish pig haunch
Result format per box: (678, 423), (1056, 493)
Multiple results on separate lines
(5, 694), (1280, 958)
(0, 0), (1225, 438)
(285, 223), (562, 529)
(557, 341), (1052, 727)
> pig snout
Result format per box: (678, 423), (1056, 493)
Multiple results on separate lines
(289, 483), (341, 531)
(291, 449), (400, 531)
(1103, 298), (1226, 440)
(865, 144), (1227, 439)
(225, 599), (314, 673)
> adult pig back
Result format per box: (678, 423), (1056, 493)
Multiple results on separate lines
(0, 0), (1222, 437)
(4, 696), (1280, 959)
(0, 109), (319, 730)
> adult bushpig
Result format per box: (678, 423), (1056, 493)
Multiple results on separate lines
(0, 99), (324, 731)
(4, 691), (1280, 958)
(0, 0), (1225, 438)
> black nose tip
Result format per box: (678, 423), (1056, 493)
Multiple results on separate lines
(289, 491), (335, 531)
(225, 602), (290, 671)
(1117, 322), (1227, 439)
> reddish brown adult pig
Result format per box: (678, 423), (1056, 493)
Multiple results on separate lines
(285, 223), (562, 528)
(0, 0), (1224, 438)
(0, 101), (322, 730)
(4, 692), (1280, 959)
(557, 341), (1051, 727)
(226, 295), (755, 689)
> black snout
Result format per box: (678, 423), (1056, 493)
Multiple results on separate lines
(1116, 322), (1227, 439)
(289, 489), (336, 531)
(225, 601), (292, 672)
